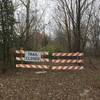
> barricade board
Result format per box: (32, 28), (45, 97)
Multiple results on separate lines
(16, 49), (84, 71)
(24, 51), (41, 62)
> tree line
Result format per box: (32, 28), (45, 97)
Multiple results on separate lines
(52, 0), (100, 54)
(0, 0), (100, 67)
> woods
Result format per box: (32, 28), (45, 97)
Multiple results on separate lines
(0, 0), (100, 66)
(0, 1), (100, 100)
(53, 0), (100, 53)
(0, 0), (15, 65)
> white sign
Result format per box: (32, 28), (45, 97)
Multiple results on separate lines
(25, 51), (41, 62)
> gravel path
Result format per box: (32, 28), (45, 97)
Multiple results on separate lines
(0, 68), (100, 100)
(0, 58), (100, 100)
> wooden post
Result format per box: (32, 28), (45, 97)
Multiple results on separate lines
(49, 52), (52, 71)
(20, 47), (24, 64)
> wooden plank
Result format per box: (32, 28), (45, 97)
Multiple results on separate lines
(52, 66), (84, 70)
(16, 57), (49, 62)
(52, 59), (84, 63)
(52, 52), (84, 57)
(16, 64), (49, 69)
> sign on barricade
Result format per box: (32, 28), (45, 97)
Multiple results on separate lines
(25, 51), (41, 62)
(15, 48), (84, 71)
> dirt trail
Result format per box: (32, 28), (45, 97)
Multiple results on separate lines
(0, 58), (100, 100)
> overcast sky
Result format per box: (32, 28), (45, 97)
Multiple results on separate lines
(13, 0), (100, 37)
(13, 0), (56, 34)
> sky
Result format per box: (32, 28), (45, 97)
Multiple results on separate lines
(13, 0), (100, 39)
(13, 0), (55, 33)
(37, 0), (56, 33)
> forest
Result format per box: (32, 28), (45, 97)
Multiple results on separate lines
(0, 0), (100, 66)
(0, 0), (100, 100)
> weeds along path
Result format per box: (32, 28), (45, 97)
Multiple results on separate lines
(0, 65), (100, 100)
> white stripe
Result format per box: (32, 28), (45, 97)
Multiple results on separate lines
(16, 50), (20, 54)
(43, 52), (49, 55)
(16, 57), (21, 61)
(56, 60), (60, 63)
(37, 65), (43, 69)
(68, 66), (74, 70)
(62, 53), (66, 56)
(58, 66), (62, 70)
(20, 50), (25, 54)
(52, 66), (57, 70)
(41, 59), (49, 62)
(67, 53), (72, 56)
(72, 60), (77, 63)
(73, 52), (79, 56)
(80, 66), (84, 70)
(54, 53), (59, 56)
(16, 64), (19, 67)
(63, 66), (68, 70)
(46, 59), (49, 62)
(16, 50), (25, 54)
(79, 53), (84, 56)
(61, 60), (66, 63)
(43, 65), (49, 69)
(25, 65), (31, 68)
(78, 60), (83, 63)
(52, 53), (57, 56)
(52, 60), (54, 62)
(16, 57), (24, 61)
(67, 60), (71, 63)
(31, 65), (37, 68)
(20, 64), (25, 68)
(74, 66), (79, 70)
(52, 53), (55, 56)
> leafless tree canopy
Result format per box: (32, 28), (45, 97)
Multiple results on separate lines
(0, 0), (100, 67)
(53, 0), (100, 53)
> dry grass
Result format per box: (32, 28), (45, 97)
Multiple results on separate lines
(0, 58), (100, 100)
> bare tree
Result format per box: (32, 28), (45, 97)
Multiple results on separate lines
(14, 0), (48, 50)
(53, 0), (96, 52)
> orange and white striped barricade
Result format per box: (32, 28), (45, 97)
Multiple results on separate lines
(51, 52), (84, 71)
(16, 49), (49, 70)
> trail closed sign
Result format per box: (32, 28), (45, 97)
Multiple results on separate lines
(25, 51), (41, 62)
